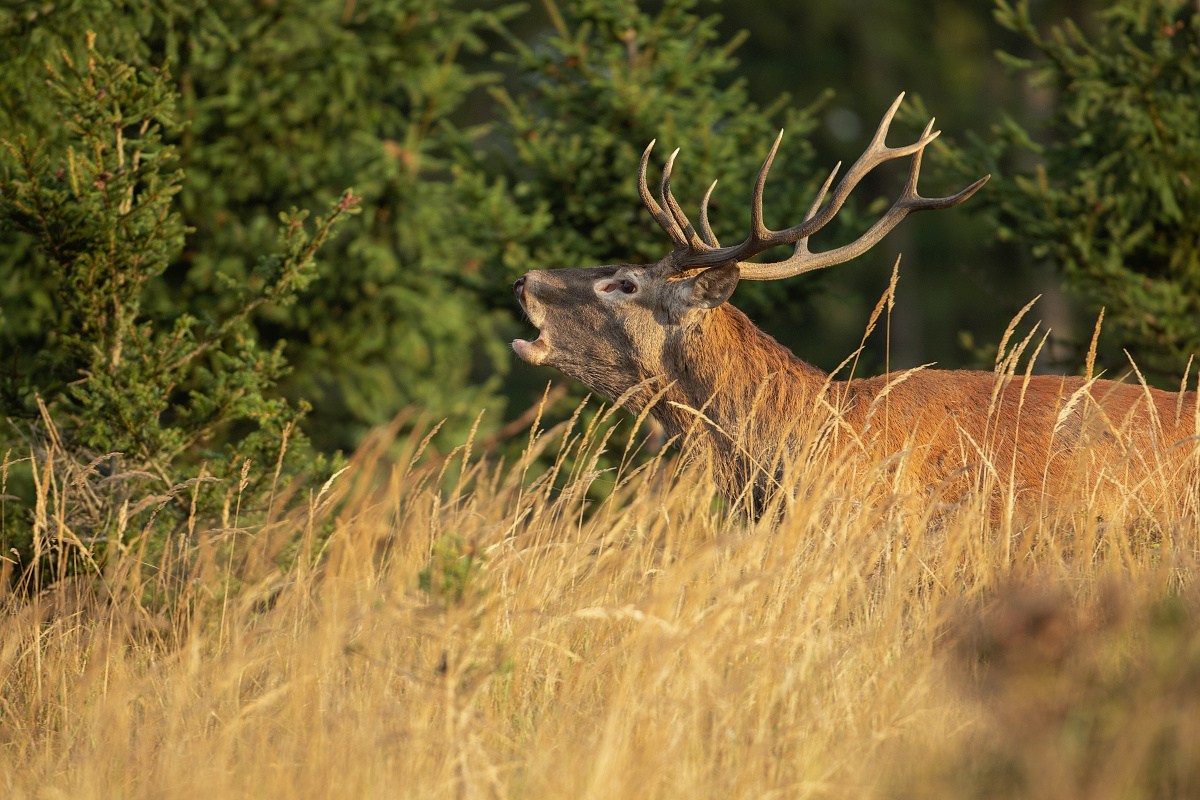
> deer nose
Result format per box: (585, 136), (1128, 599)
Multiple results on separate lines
(513, 275), (526, 300)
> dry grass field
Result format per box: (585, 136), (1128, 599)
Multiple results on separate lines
(2, 384), (1199, 799)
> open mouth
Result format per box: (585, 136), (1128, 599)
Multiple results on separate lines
(512, 281), (551, 365)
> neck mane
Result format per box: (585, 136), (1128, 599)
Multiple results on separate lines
(646, 304), (831, 502)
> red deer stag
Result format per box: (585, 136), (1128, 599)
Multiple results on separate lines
(512, 94), (1197, 514)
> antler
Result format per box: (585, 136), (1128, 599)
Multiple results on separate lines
(637, 93), (990, 280)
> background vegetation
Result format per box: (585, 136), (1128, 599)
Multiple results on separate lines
(0, 1), (1198, 795)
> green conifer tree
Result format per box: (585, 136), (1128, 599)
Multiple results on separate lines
(0, 38), (355, 580)
(966, 0), (1200, 381)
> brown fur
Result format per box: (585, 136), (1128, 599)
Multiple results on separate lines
(668, 304), (1196, 511)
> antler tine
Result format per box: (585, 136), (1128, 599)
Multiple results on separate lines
(658, 95), (943, 272)
(699, 179), (721, 247)
(897, 120), (990, 211)
(749, 130), (784, 240)
(805, 162), (841, 223)
(660, 149), (708, 251)
(654, 128), (785, 272)
(866, 91), (907, 152)
(639, 141), (690, 248)
(899, 119), (935, 202)
(791, 162), (841, 259)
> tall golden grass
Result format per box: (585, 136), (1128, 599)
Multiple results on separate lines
(1, 378), (1198, 799)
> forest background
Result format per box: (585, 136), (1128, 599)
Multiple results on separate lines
(1, 0), (1198, 566)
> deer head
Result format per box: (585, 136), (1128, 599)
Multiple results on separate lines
(512, 94), (988, 404)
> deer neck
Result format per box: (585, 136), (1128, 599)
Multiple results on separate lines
(649, 303), (828, 452)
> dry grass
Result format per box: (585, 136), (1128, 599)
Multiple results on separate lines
(1, 394), (1199, 800)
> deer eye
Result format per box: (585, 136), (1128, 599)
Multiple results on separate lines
(595, 276), (640, 300)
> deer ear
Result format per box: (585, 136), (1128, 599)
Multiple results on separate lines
(682, 264), (740, 309)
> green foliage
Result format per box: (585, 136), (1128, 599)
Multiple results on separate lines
(0, 39), (355, 578)
(1, 38), (186, 395)
(973, 0), (1200, 380)
(0, 1), (540, 453)
(491, 0), (824, 271)
(162, 0), (539, 450)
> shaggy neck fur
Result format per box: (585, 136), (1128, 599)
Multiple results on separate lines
(644, 304), (832, 506)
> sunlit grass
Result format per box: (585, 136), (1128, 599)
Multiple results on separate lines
(1, 386), (1198, 799)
